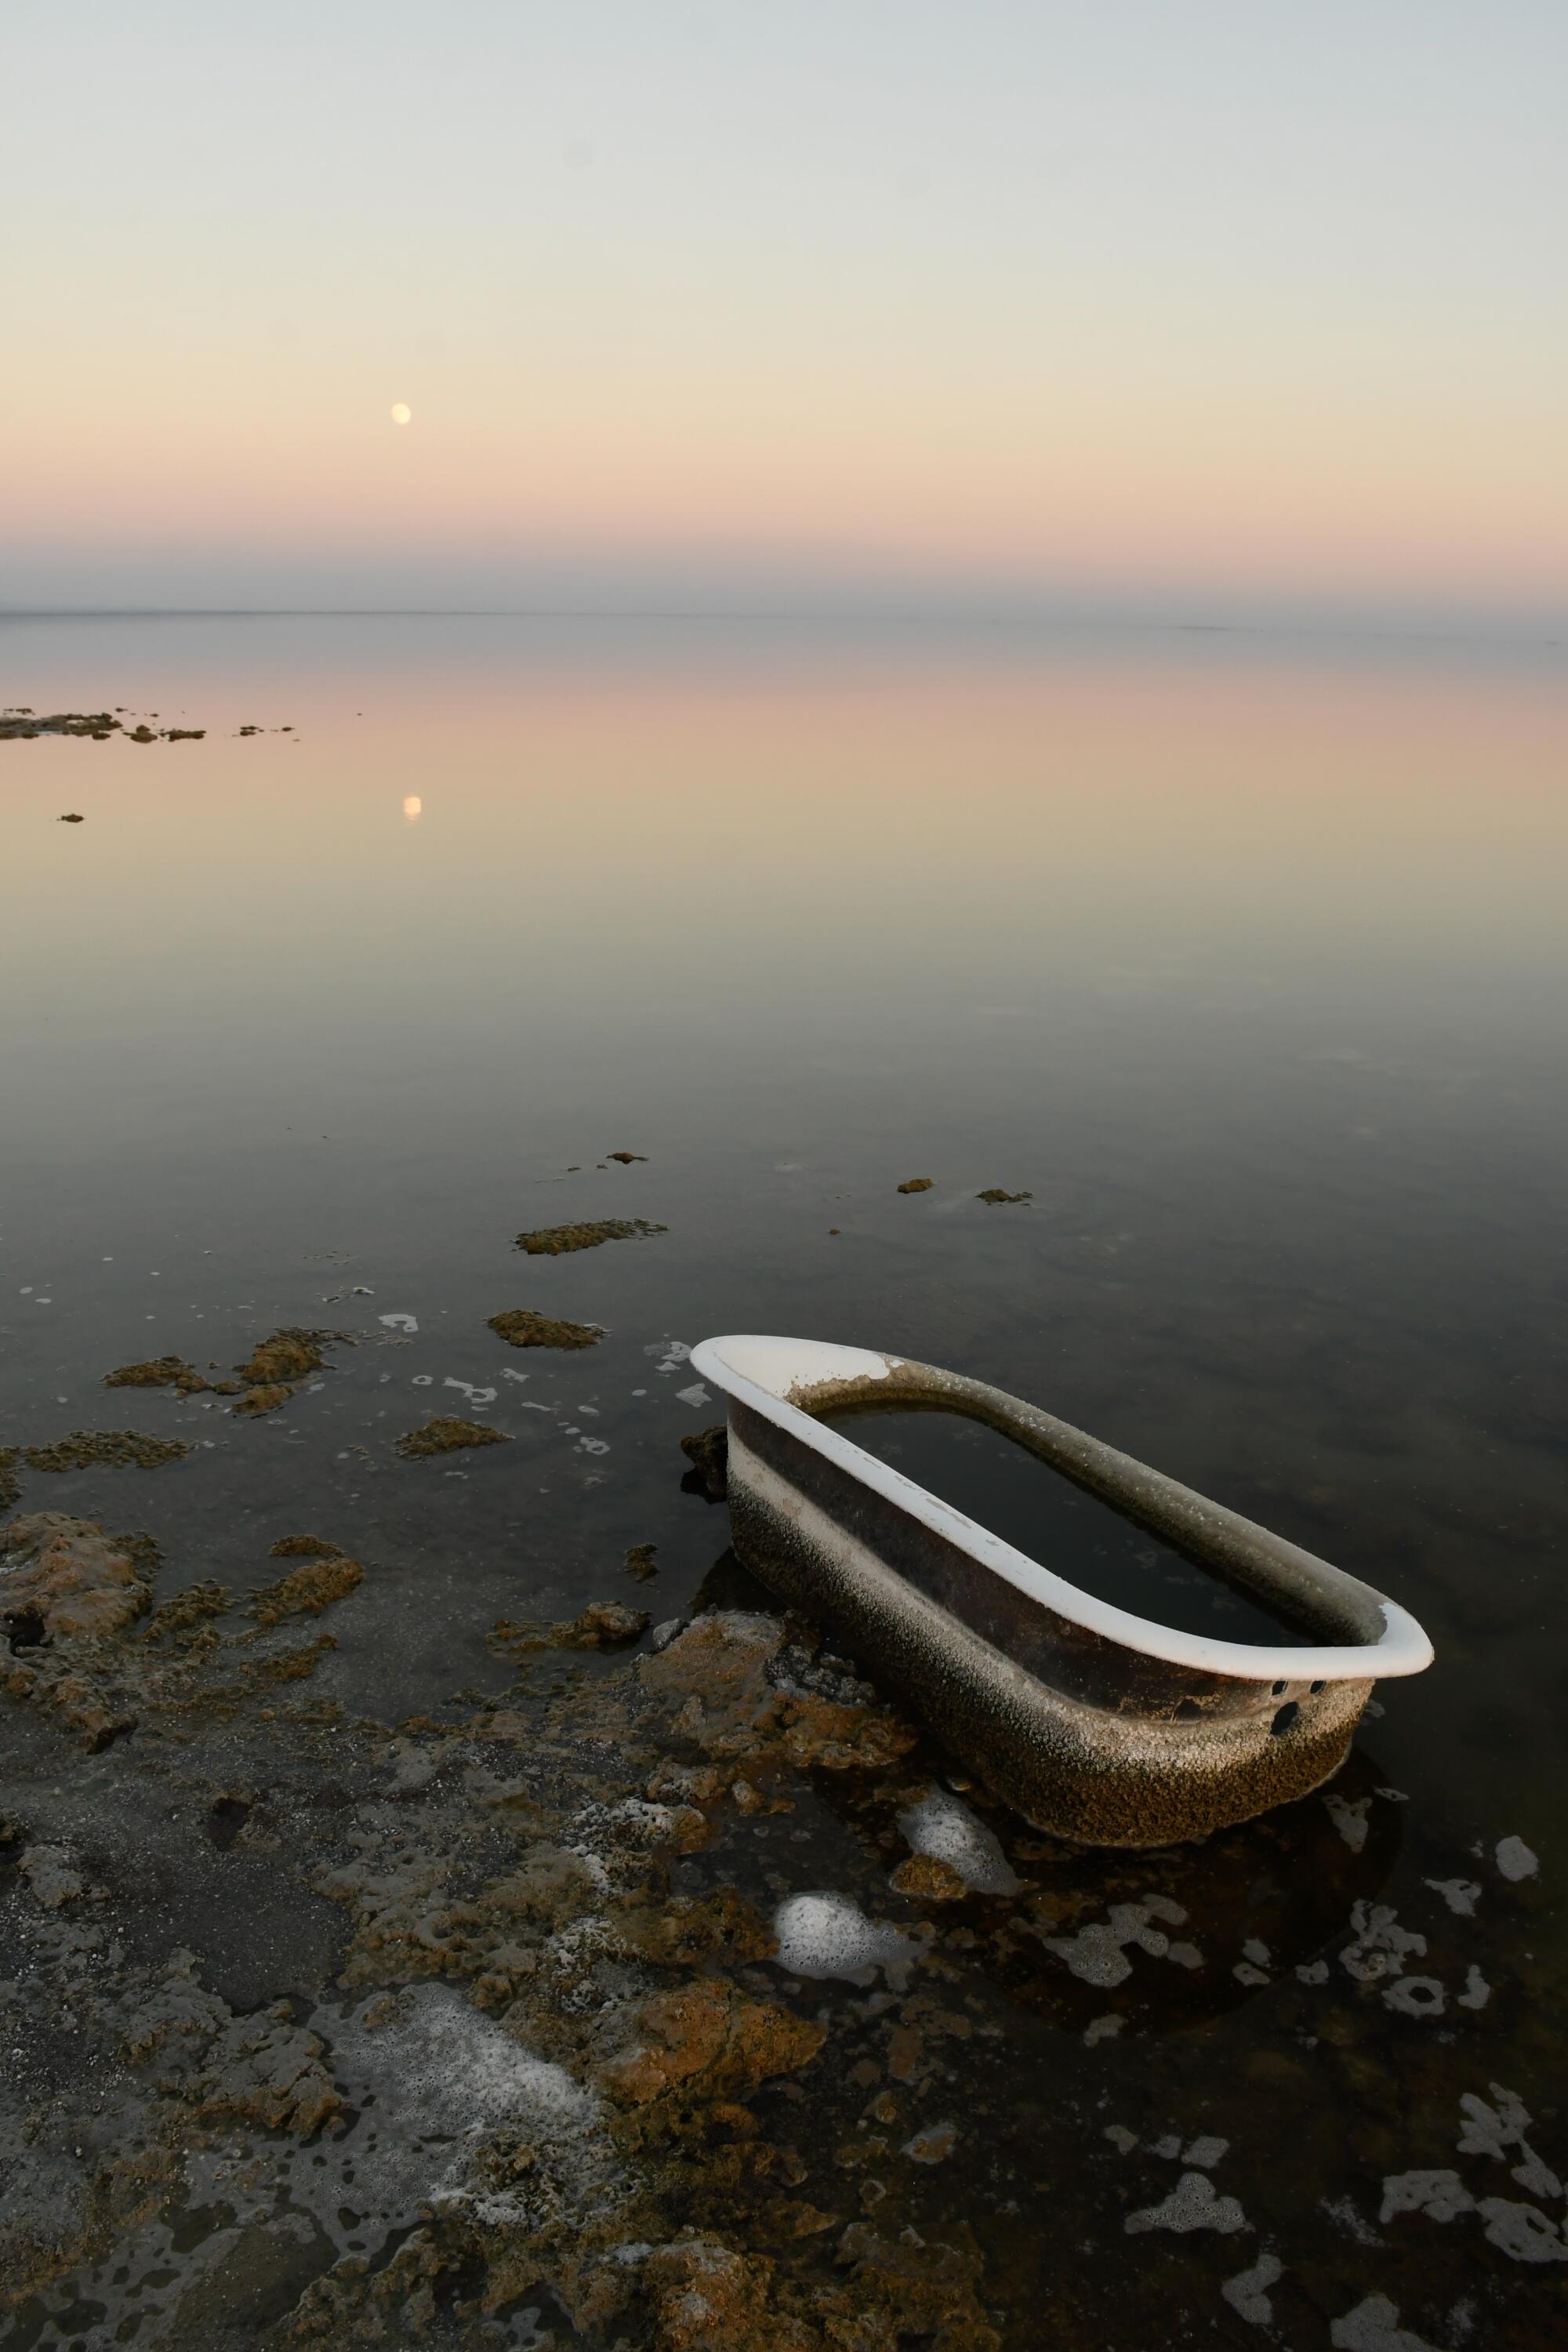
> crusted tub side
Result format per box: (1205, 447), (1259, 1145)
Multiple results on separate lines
(726, 1432), (1368, 1849)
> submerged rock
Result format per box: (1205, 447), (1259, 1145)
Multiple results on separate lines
(233, 1381), (294, 1417)
(488, 1307), (602, 1349)
(18, 1843), (88, 1910)
(975, 1188), (1031, 1204)
(681, 1424), (729, 1501)
(250, 1557), (365, 1624)
(490, 1601), (650, 1656)
(394, 1416), (510, 1460)
(20, 1428), (187, 1472)
(103, 1354), (212, 1394)
(514, 1217), (666, 1255)
(0, 1512), (154, 1639)
(236, 1328), (334, 1385)
(268, 1533), (343, 1559)
(190, 2006), (340, 2136)
(0, 1512), (158, 1748)
(595, 1976), (824, 2105)
(638, 1612), (915, 1772)
(889, 1853), (969, 1902)
(896, 1177), (935, 1194)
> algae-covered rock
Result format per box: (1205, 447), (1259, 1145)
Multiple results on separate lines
(681, 1425), (728, 1501)
(833, 2223), (1000, 2349)
(596, 1977), (825, 2106)
(897, 1176), (934, 1194)
(234, 1382), (294, 1417)
(643, 2238), (789, 2351)
(143, 1579), (229, 1640)
(0, 1511), (153, 1640)
(189, 2005), (340, 2137)
(395, 1417), (510, 1460)
(619, 1889), (778, 1969)
(490, 1601), (650, 1657)
(514, 1218), (666, 1255)
(976, 1189), (1031, 1205)
(268, 1533), (343, 1559)
(21, 1429), (187, 1472)
(640, 1613), (916, 1773)
(488, 1308), (602, 1349)
(250, 1557), (365, 1624)
(626, 1541), (660, 1581)
(236, 1329), (332, 1385)
(19, 1844), (86, 1910)
(103, 1354), (211, 1393)
(890, 1853), (970, 1903)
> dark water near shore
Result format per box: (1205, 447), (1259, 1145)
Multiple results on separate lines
(2, 612), (1566, 2347)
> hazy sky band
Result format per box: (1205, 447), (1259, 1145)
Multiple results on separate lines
(4, 1), (1565, 617)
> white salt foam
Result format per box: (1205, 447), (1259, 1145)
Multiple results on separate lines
(898, 1789), (1018, 1896)
(772, 1892), (924, 1989)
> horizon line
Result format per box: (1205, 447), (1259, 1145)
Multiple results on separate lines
(2, 603), (1563, 648)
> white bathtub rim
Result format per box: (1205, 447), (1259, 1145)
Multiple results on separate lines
(689, 1334), (1432, 1686)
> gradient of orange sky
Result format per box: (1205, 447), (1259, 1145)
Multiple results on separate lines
(3, 1), (1566, 616)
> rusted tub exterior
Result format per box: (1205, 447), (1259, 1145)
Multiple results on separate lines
(687, 1337), (1433, 1848)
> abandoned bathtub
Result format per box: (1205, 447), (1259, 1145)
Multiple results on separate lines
(686, 1336), (1433, 1847)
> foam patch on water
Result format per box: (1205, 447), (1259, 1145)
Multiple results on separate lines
(772, 1891), (925, 1989)
(898, 1788), (1019, 1896)
(1125, 2170), (1248, 2236)
(1222, 2251), (1283, 2327)
(1495, 1835), (1539, 1882)
(1044, 1895), (1200, 1988)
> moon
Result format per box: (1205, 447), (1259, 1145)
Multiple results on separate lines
(390, 402), (412, 425)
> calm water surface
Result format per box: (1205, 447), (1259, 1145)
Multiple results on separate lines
(2, 614), (1565, 2347)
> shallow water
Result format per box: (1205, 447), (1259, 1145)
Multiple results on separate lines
(2, 612), (1566, 2347)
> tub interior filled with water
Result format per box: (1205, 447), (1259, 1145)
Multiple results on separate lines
(818, 1406), (1319, 1647)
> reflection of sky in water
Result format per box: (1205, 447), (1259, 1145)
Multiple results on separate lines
(2, 614), (1566, 2333)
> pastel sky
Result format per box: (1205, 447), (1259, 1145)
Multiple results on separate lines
(3, 1), (1565, 618)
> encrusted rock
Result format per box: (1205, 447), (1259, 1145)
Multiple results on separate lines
(680, 1425), (728, 1501)
(103, 1355), (212, 1393)
(20, 1431), (186, 1473)
(597, 1977), (824, 2106)
(234, 1382), (294, 1417)
(639, 1613), (915, 1771)
(490, 1601), (650, 1656)
(395, 1417), (510, 1460)
(488, 1308), (602, 1349)
(250, 1556), (365, 1624)
(890, 1853), (970, 1903)
(235, 1329), (332, 1386)
(0, 1512), (153, 1639)
(18, 1844), (86, 1910)
(514, 1218), (666, 1255)
(189, 2005), (341, 2136)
